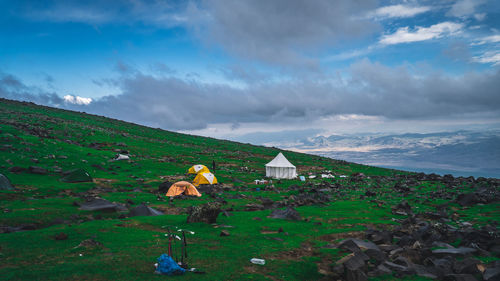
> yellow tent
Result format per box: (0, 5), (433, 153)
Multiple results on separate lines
(188, 164), (210, 174)
(166, 181), (202, 197)
(193, 172), (218, 186)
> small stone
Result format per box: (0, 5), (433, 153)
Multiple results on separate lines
(54, 232), (68, 240)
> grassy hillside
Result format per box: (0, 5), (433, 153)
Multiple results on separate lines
(0, 98), (498, 281)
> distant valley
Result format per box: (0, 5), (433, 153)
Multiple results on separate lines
(236, 130), (500, 178)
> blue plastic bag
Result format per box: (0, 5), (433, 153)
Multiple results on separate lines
(155, 254), (185, 276)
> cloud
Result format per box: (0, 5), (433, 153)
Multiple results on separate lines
(367, 4), (432, 19)
(16, 0), (187, 27)
(472, 34), (500, 45)
(78, 60), (500, 130)
(442, 41), (472, 62)
(3, 59), (500, 131)
(0, 73), (63, 106)
(447, 0), (487, 18)
(187, 0), (379, 67)
(63, 95), (92, 105)
(473, 51), (500, 65)
(380, 22), (463, 45)
(473, 13), (486, 21)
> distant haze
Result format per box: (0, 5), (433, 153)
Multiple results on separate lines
(233, 130), (500, 178)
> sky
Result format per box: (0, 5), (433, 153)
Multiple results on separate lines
(1, 0), (500, 144)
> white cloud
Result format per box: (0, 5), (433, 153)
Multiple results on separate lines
(380, 22), (463, 45)
(448, 0), (487, 18)
(472, 34), (500, 45)
(473, 51), (500, 66)
(474, 13), (486, 21)
(368, 4), (431, 19)
(63, 95), (92, 105)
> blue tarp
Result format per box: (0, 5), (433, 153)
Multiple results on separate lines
(155, 254), (185, 276)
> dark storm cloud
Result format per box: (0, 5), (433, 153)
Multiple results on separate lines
(0, 73), (63, 106)
(3, 61), (499, 131)
(80, 60), (500, 130)
(188, 0), (380, 66)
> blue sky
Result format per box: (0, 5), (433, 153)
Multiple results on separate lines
(1, 0), (500, 140)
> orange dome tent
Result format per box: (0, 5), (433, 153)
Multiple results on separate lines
(166, 181), (202, 197)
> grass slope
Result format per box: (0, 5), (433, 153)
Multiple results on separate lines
(0, 98), (498, 280)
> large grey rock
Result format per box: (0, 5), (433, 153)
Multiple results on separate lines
(367, 264), (392, 277)
(0, 174), (14, 190)
(483, 267), (500, 281)
(339, 238), (380, 252)
(453, 258), (481, 275)
(269, 207), (301, 220)
(344, 252), (369, 271)
(345, 268), (368, 281)
(128, 204), (163, 217)
(383, 261), (412, 273)
(443, 274), (478, 281)
(432, 247), (477, 256)
(187, 202), (221, 223)
(28, 166), (48, 174)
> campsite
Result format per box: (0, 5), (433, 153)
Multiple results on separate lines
(1, 99), (499, 280)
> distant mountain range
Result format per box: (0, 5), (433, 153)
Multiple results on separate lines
(238, 130), (500, 178)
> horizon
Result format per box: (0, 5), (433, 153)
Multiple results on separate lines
(1, 0), (499, 177)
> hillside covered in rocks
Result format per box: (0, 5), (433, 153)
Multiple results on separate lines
(0, 98), (499, 281)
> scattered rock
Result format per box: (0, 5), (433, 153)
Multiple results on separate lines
(220, 230), (230, 236)
(186, 202), (221, 224)
(77, 198), (127, 212)
(0, 173), (15, 190)
(28, 166), (48, 174)
(128, 204), (163, 217)
(269, 207), (301, 221)
(432, 247), (477, 257)
(54, 232), (68, 240)
(8, 166), (25, 173)
(244, 203), (265, 211)
(75, 239), (102, 249)
(483, 266), (500, 281)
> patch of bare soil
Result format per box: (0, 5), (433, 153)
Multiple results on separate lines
(116, 222), (164, 232)
(159, 175), (186, 182)
(93, 178), (118, 188)
(319, 231), (364, 242)
(153, 205), (185, 215)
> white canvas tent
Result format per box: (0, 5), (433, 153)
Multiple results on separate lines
(265, 152), (297, 179)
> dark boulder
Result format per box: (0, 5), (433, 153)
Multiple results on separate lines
(158, 181), (172, 193)
(128, 204), (163, 217)
(453, 258), (481, 275)
(443, 274), (478, 281)
(245, 203), (265, 211)
(432, 247), (477, 257)
(8, 166), (25, 173)
(0, 173), (14, 190)
(269, 207), (301, 221)
(456, 193), (480, 207)
(28, 166), (48, 174)
(186, 202), (221, 223)
(392, 201), (412, 216)
(339, 238), (380, 252)
(483, 266), (500, 281)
